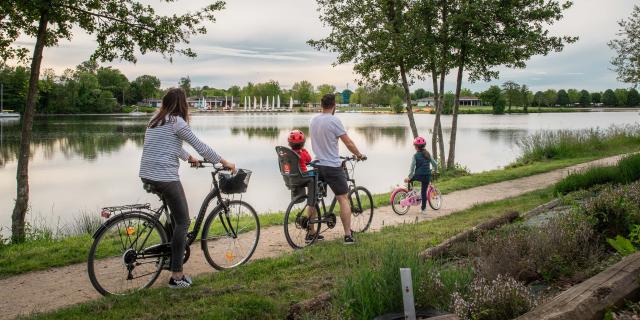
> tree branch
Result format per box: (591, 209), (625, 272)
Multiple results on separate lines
(59, 4), (155, 32)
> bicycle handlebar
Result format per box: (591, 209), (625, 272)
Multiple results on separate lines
(340, 155), (367, 162)
(190, 160), (232, 173)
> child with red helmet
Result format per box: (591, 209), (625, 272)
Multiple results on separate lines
(405, 136), (438, 214)
(288, 129), (312, 173)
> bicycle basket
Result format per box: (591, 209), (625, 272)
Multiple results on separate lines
(219, 169), (252, 194)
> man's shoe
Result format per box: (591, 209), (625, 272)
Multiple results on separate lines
(305, 233), (325, 243)
(344, 235), (356, 245)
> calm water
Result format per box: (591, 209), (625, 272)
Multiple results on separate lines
(1, 111), (639, 232)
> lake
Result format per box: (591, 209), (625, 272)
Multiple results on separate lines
(1, 111), (639, 234)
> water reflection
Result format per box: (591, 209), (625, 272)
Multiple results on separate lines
(230, 127), (281, 140)
(478, 128), (528, 144)
(356, 126), (408, 145)
(0, 117), (145, 166)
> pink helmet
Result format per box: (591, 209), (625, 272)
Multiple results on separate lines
(413, 136), (426, 146)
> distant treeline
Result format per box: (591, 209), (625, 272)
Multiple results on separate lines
(1, 62), (637, 114)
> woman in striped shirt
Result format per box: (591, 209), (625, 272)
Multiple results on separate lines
(139, 88), (235, 289)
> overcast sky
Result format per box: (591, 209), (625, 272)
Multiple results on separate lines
(33, 0), (637, 92)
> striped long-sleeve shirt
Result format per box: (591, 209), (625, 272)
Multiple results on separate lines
(139, 115), (222, 182)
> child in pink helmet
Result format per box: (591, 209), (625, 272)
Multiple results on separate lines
(405, 136), (438, 214)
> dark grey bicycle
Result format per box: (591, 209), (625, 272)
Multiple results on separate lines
(87, 162), (259, 296)
(276, 147), (374, 249)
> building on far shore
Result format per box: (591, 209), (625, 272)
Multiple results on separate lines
(412, 96), (483, 107)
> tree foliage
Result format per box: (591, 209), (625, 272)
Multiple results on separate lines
(608, 5), (640, 87)
(603, 89), (617, 106)
(292, 80), (315, 105)
(556, 89), (570, 106)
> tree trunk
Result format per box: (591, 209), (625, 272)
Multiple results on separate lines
(431, 69), (440, 161)
(11, 10), (49, 243)
(400, 64), (419, 138)
(437, 69), (446, 171)
(447, 49), (465, 169)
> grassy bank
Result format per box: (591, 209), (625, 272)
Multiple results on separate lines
(28, 188), (555, 320)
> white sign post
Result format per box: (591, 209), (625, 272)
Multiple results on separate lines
(400, 268), (416, 320)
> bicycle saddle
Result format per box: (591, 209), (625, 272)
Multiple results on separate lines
(143, 183), (162, 197)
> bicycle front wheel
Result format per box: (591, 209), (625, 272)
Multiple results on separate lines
(349, 186), (374, 233)
(88, 212), (167, 296)
(201, 200), (260, 270)
(428, 185), (442, 210)
(284, 195), (321, 249)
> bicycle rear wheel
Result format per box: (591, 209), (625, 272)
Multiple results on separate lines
(428, 185), (442, 210)
(284, 195), (322, 249)
(201, 200), (260, 270)
(349, 186), (374, 233)
(391, 190), (410, 215)
(88, 212), (167, 296)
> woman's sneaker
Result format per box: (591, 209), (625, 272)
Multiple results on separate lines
(420, 209), (428, 214)
(169, 275), (192, 289)
(344, 235), (356, 245)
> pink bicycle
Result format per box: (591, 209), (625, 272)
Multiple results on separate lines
(390, 177), (442, 215)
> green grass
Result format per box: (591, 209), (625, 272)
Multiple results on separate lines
(27, 188), (555, 320)
(447, 106), (585, 114)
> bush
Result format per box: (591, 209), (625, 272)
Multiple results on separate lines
(554, 154), (640, 194)
(580, 182), (640, 237)
(554, 166), (619, 194)
(492, 98), (506, 114)
(390, 96), (404, 113)
(473, 212), (603, 282)
(452, 275), (538, 320)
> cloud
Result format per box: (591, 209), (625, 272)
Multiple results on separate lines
(14, 0), (639, 91)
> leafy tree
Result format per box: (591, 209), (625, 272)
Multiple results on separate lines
(532, 91), (545, 108)
(310, 0), (422, 138)
(292, 80), (315, 105)
(413, 88), (429, 99)
(520, 85), (532, 112)
(502, 81), (521, 112)
(567, 89), (580, 105)
(615, 89), (628, 106)
(96, 67), (129, 105)
(480, 85), (502, 109)
(556, 89), (570, 106)
(131, 75), (161, 101)
(0, 66), (29, 113)
(253, 80), (281, 98)
(578, 90), (591, 107)
(390, 95), (404, 113)
(608, 5), (640, 87)
(591, 92), (602, 104)
(227, 85), (241, 97)
(179, 76), (192, 97)
(317, 84), (336, 100)
(544, 89), (558, 107)
(628, 88), (640, 107)
(442, 0), (576, 168)
(603, 89), (618, 106)
(1, 0), (225, 242)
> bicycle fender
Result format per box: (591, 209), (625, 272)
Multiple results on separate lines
(91, 211), (158, 239)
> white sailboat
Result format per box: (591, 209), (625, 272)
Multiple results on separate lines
(0, 84), (20, 118)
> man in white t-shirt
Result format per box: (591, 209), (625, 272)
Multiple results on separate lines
(310, 94), (365, 244)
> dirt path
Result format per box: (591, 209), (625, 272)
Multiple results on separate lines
(0, 155), (625, 319)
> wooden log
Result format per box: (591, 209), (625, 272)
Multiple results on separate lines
(287, 292), (332, 320)
(517, 252), (640, 320)
(420, 211), (520, 259)
(520, 198), (561, 220)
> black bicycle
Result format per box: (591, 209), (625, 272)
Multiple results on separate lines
(87, 162), (260, 296)
(283, 156), (374, 249)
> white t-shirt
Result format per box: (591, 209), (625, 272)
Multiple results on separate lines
(310, 113), (347, 167)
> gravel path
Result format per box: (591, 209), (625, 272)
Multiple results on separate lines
(0, 154), (625, 319)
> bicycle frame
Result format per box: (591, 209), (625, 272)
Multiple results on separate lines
(309, 158), (361, 226)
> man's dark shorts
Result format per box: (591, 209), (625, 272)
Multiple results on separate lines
(317, 165), (349, 196)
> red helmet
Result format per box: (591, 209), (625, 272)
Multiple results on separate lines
(413, 136), (426, 146)
(288, 130), (305, 144)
